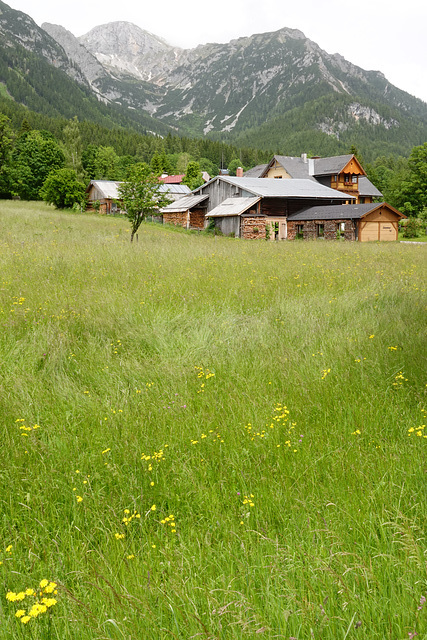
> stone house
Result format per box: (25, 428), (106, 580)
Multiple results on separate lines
(287, 203), (405, 241)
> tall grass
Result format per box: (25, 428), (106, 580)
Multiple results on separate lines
(0, 201), (426, 639)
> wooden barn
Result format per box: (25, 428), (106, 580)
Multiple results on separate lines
(192, 175), (351, 238)
(86, 180), (122, 214)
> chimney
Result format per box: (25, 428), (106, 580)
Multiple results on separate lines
(236, 167), (244, 177)
(308, 158), (315, 176)
(301, 153), (307, 163)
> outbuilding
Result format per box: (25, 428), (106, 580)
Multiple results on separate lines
(287, 202), (406, 241)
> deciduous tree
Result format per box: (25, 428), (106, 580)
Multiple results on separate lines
(118, 163), (172, 242)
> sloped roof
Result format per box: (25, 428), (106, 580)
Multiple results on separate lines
(158, 184), (191, 194)
(159, 174), (185, 184)
(312, 155), (355, 176)
(262, 154), (367, 179)
(86, 180), (122, 199)
(288, 203), (391, 221)
(161, 194), (209, 213)
(206, 197), (261, 218)
(244, 164), (268, 178)
(263, 156), (317, 179)
(219, 176), (353, 200)
(358, 176), (383, 197)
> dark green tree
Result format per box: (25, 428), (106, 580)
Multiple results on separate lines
(182, 161), (203, 190)
(0, 114), (15, 197)
(10, 130), (65, 200)
(40, 168), (86, 209)
(118, 163), (172, 242)
(62, 116), (84, 180)
(94, 146), (121, 180)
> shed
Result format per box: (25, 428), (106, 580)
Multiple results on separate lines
(85, 180), (122, 214)
(161, 194), (209, 229)
(206, 197), (262, 237)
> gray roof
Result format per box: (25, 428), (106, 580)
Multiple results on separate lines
(159, 184), (191, 195)
(220, 176), (354, 200)
(206, 197), (261, 218)
(161, 194), (209, 213)
(262, 156), (317, 179)
(288, 203), (386, 221)
(262, 154), (364, 178)
(86, 180), (122, 199)
(358, 176), (383, 197)
(244, 164), (268, 178)
(312, 155), (355, 176)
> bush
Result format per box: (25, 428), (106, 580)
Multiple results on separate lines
(40, 168), (86, 209)
(402, 218), (421, 238)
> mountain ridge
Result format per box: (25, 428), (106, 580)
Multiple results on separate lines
(0, 0), (425, 160)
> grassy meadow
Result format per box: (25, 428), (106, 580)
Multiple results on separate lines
(0, 200), (426, 640)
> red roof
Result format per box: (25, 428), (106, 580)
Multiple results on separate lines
(159, 175), (185, 184)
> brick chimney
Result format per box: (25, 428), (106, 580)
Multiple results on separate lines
(236, 167), (244, 177)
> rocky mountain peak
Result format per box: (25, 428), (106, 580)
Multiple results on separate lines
(78, 21), (182, 80)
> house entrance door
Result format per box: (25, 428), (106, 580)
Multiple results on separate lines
(279, 220), (287, 240)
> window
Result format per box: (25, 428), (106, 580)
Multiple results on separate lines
(359, 197), (365, 204)
(274, 175), (283, 179)
(336, 222), (345, 238)
(317, 223), (324, 238)
(352, 175), (358, 184)
(344, 174), (350, 184)
(296, 224), (304, 239)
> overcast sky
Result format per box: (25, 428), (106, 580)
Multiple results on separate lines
(6, 0), (427, 103)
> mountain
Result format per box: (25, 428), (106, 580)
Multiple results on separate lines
(64, 21), (427, 156)
(0, 1), (173, 136)
(1, 0), (426, 160)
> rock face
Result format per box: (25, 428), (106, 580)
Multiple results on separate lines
(78, 21), (183, 81)
(42, 23), (106, 84)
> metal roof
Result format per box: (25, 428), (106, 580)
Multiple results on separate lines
(288, 203), (386, 221)
(358, 176), (383, 197)
(206, 197), (261, 218)
(161, 194), (209, 213)
(86, 180), (122, 199)
(159, 184), (191, 194)
(220, 176), (354, 200)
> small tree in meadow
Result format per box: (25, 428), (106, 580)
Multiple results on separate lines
(118, 163), (172, 242)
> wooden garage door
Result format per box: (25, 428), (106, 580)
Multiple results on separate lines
(360, 222), (379, 242)
(379, 222), (397, 241)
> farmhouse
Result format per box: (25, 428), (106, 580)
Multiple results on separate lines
(161, 175), (351, 238)
(258, 153), (382, 204)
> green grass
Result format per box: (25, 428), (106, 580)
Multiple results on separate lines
(0, 201), (426, 639)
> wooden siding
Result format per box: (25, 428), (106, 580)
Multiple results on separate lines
(358, 205), (400, 242)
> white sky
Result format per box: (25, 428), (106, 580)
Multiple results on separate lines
(5, 0), (427, 103)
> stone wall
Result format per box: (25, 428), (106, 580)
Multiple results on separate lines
(242, 217), (266, 239)
(287, 219), (355, 241)
(163, 212), (188, 227)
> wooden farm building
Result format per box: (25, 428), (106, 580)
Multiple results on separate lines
(86, 180), (122, 214)
(86, 180), (191, 214)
